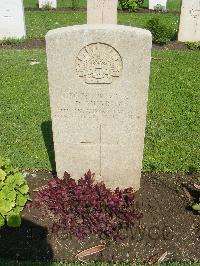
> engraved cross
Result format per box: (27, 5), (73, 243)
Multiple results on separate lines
(87, 0), (118, 24)
(80, 124), (103, 177)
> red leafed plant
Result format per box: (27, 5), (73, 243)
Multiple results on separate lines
(34, 170), (142, 240)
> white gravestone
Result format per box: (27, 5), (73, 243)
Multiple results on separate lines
(0, 0), (26, 39)
(39, 0), (57, 9)
(87, 0), (118, 24)
(178, 0), (200, 42)
(46, 24), (152, 191)
(149, 0), (167, 10)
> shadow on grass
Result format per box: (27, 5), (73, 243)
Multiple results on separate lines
(41, 121), (56, 174)
(0, 219), (53, 262)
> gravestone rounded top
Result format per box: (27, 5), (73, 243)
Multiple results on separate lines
(46, 24), (152, 39)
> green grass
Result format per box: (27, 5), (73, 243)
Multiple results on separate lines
(24, 11), (179, 40)
(0, 49), (199, 173)
(165, 0), (182, 11)
(23, 0), (87, 8)
(118, 12), (178, 31)
(24, 0), (181, 12)
(0, 50), (50, 170)
(25, 11), (86, 39)
(143, 51), (200, 172)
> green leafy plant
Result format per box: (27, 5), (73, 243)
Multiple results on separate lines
(146, 17), (175, 44)
(119, 0), (144, 12)
(0, 158), (30, 227)
(154, 4), (167, 12)
(192, 178), (200, 213)
(192, 203), (200, 212)
(35, 171), (142, 240)
(185, 42), (200, 51)
(136, 0), (144, 6)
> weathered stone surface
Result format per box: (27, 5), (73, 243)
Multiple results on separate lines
(0, 0), (26, 39)
(178, 0), (200, 42)
(46, 24), (152, 191)
(149, 0), (167, 10)
(39, 0), (57, 9)
(87, 0), (118, 24)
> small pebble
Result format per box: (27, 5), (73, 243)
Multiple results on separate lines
(22, 171), (29, 178)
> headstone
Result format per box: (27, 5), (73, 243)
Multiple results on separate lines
(149, 0), (167, 10)
(39, 0), (57, 9)
(178, 0), (200, 42)
(87, 0), (118, 24)
(46, 2), (152, 191)
(0, 0), (26, 39)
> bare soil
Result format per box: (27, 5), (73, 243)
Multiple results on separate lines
(152, 42), (189, 51)
(0, 40), (191, 51)
(0, 171), (199, 263)
(0, 40), (45, 50)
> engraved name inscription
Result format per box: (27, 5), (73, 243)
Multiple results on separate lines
(76, 43), (123, 84)
(56, 89), (135, 122)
